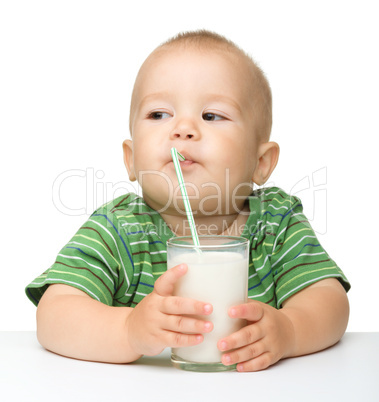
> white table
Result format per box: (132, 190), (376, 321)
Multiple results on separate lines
(0, 332), (378, 401)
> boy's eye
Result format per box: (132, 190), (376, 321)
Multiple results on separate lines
(202, 113), (223, 121)
(148, 111), (170, 120)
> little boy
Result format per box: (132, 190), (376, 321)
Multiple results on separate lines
(26, 30), (350, 372)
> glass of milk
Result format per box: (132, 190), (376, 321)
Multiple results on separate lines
(167, 235), (249, 372)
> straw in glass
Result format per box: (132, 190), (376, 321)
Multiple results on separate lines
(170, 147), (200, 247)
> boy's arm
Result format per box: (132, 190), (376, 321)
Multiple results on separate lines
(37, 284), (141, 363)
(218, 278), (349, 371)
(37, 264), (213, 363)
(280, 278), (349, 357)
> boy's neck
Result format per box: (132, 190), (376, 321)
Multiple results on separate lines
(161, 203), (250, 237)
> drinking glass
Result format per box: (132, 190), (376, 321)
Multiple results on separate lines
(167, 235), (249, 372)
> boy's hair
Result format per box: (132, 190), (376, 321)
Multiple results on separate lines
(130, 30), (272, 141)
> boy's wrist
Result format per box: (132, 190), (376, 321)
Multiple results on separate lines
(123, 312), (144, 361)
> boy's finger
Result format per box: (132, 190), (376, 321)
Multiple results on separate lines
(218, 324), (263, 353)
(228, 301), (264, 322)
(162, 296), (212, 316)
(166, 315), (213, 334)
(221, 339), (266, 366)
(154, 264), (187, 297)
(166, 332), (204, 348)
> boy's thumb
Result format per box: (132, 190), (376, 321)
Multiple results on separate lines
(153, 264), (187, 297)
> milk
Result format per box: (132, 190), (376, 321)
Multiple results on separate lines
(168, 251), (248, 363)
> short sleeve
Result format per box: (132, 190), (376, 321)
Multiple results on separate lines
(25, 210), (134, 306)
(269, 194), (350, 307)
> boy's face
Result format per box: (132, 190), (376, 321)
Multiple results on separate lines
(125, 45), (263, 216)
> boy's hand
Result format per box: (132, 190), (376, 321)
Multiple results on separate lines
(218, 279), (348, 372)
(217, 301), (295, 372)
(126, 264), (213, 357)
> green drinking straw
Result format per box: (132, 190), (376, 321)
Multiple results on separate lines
(171, 147), (200, 247)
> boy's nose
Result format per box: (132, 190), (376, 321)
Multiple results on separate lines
(169, 117), (200, 140)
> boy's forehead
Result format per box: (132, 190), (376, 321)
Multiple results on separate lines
(141, 43), (250, 76)
(133, 43), (255, 101)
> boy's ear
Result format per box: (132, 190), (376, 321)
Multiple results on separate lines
(252, 142), (280, 185)
(122, 139), (137, 182)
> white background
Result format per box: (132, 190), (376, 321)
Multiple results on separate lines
(1, 0), (378, 331)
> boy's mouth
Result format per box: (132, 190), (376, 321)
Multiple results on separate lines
(166, 150), (198, 172)
(174, 150), (196, 166)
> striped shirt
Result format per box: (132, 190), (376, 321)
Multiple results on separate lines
(25, 187), (350, 308)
